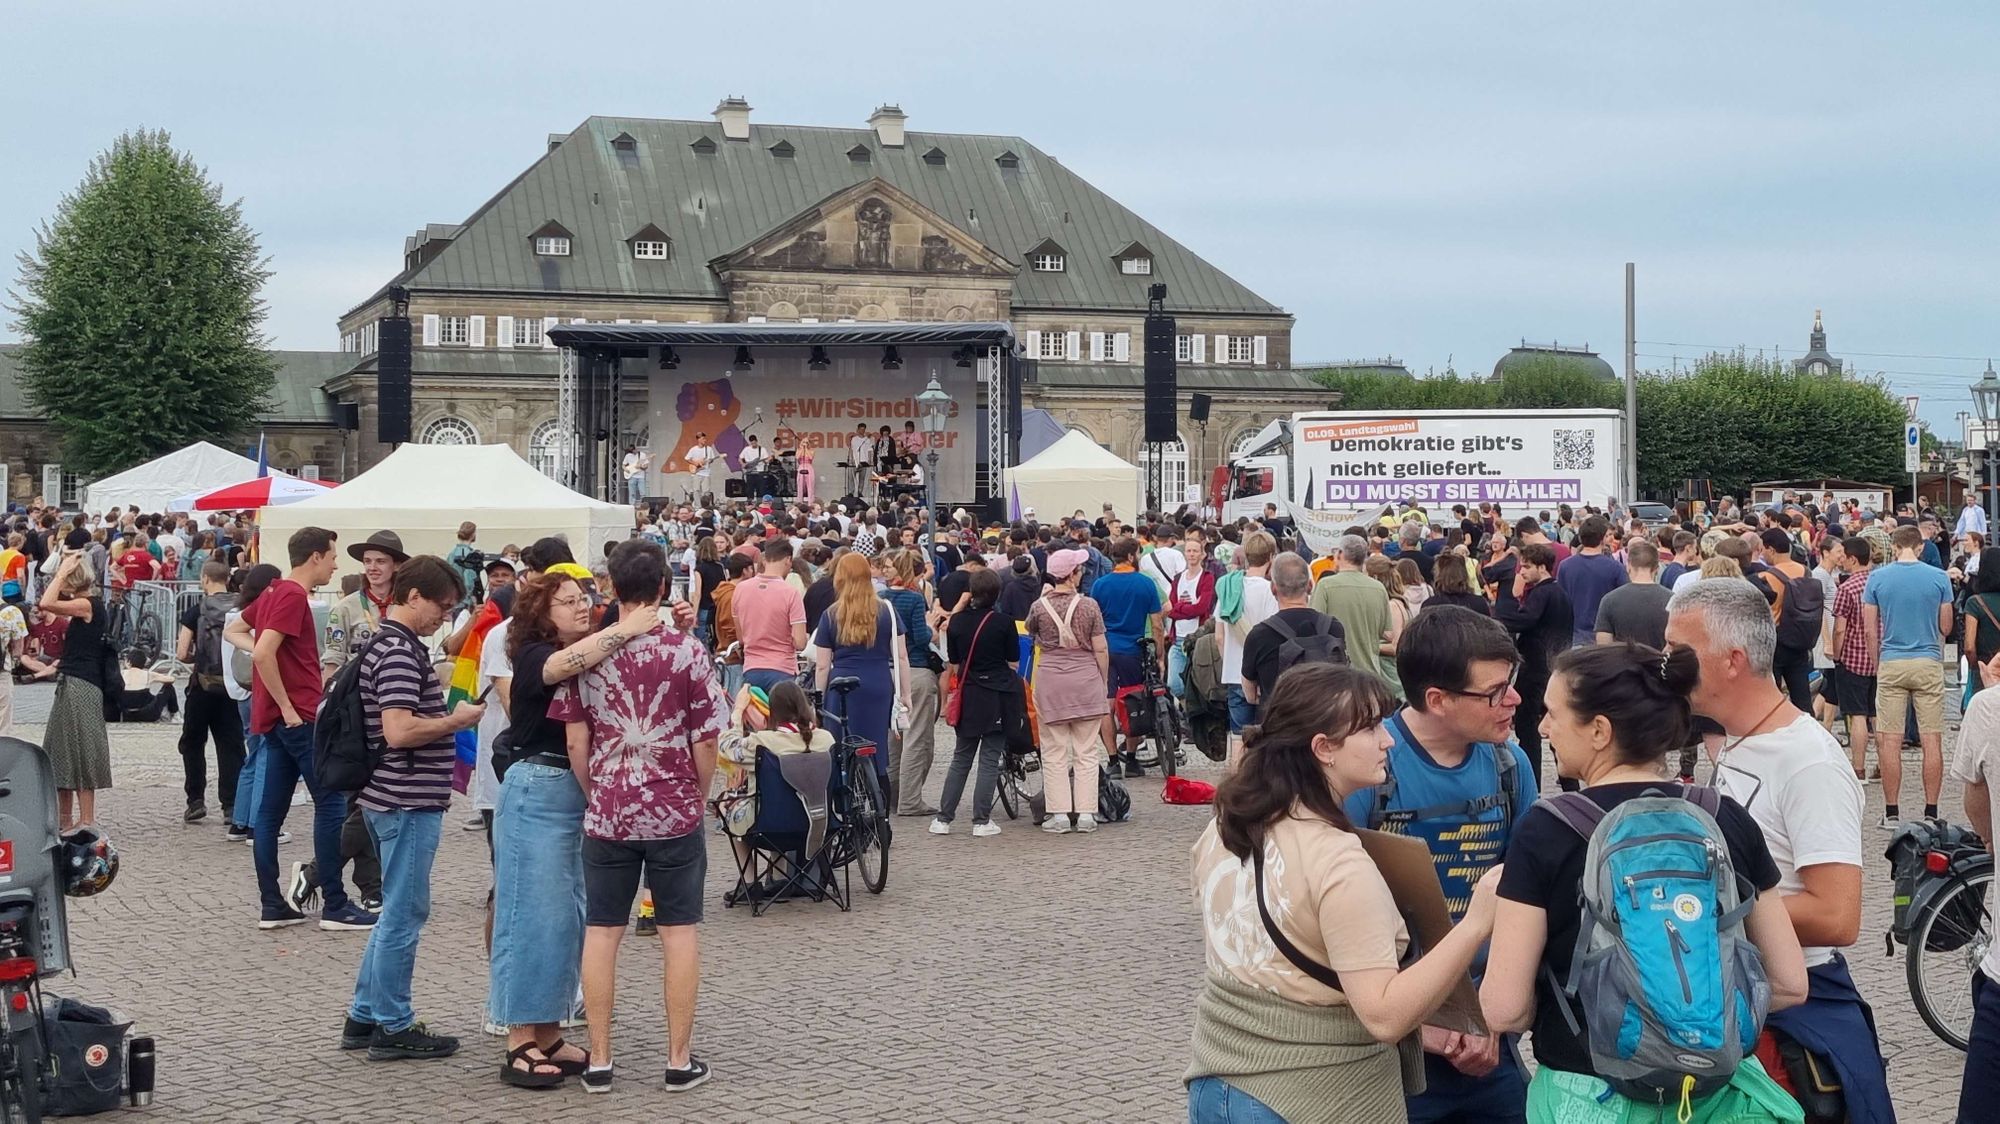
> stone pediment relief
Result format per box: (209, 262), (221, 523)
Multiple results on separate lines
(713, 178), (1016, 278)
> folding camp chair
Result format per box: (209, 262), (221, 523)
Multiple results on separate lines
(722, 747), (848, 917)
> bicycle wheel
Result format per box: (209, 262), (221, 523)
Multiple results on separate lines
(852, 764), (890, 894)
(1907, 864), (1993, 1051)
(1152, 697), (1179, 777)
(997, 768), (1021, 820)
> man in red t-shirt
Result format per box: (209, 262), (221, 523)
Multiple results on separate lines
(232, 526), (373, 930)
(116, 533), (159, 591)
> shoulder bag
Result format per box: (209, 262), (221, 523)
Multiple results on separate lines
(942, 611), (991, 726)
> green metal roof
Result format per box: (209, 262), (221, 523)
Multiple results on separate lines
(0, 344), (350, 426)
(374, 115), (1283, 317)
(1030, 363), (1329, 394)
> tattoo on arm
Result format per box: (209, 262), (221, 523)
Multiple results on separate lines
(562, 650), (587, 673)
(596, 633), (624, 653)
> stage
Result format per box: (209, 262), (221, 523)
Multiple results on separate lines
(546, 321), (1017, 512)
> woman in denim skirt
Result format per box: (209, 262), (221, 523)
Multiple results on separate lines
(487, 571), (659, 1088)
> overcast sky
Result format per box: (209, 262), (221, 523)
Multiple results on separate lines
(6, 2), (1994, 435)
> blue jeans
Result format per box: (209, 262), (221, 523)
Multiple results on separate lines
(488, 764), (586, 1026)
(1960, 971), (2000, 1122)
(349, 807), (443, 1034)
(626, 475), (644, 506)
(1225, 684), (1257, 733)
(721, 661), (745, 698)
(744, 667), (792, 695)
(1187, 1076), (1286, 1123)
(1409, 1049), (1527, 1123)
(1167, 640), (1189, 697)
(234, 699), (265, 830)
(253, 722), (350, 914)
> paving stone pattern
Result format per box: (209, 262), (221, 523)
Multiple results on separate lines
(9, 686), (1977, 1122)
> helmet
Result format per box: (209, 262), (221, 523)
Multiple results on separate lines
(60, 827), (117, 898)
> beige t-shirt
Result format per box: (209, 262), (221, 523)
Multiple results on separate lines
(1191, 812), (1408, 1006)
(1950, 687), (2000, 984)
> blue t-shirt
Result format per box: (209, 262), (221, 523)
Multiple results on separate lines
(1555, 551), (1626, 646)
(1090, 570), (1161, 656)
(1342, 712), (1538, 924)
(1862, 560), (1952, 662)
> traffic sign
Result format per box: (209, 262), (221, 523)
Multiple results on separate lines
(1906, 422), (1922, 473)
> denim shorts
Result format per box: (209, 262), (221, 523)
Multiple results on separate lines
(1225, 684), (1258, 733)
(582, 831), (708, 927)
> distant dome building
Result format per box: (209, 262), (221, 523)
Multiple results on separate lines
(1491, 341), (1617, 381)
(1794, 309), (1842, 375)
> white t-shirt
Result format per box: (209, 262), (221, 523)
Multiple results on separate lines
(687, 445), (716, 478)
(1951, 688), (2000, 982)
(741, 444), (767, 469)
(223, 608), (252, 703)
(1710, 713), (1863, 968)
(1671, 570), (1703, 597)
(622, 451), (645, 482)
(1219, 575), (1278, 685)
(850, 435), (874, 466)
(1810, 566), (1840, 669)
(473, 617), (513, 812)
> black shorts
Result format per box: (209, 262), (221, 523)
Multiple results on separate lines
(1836, 669), (1878, 718)
(582, 832), (708, 928)
(1818, 664), (1840, 703)
(1107, 650), (1145, 699)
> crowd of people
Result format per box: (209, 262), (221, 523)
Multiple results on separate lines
(8, 482), (2000, 1115)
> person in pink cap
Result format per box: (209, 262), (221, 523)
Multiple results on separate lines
(1025, 549), (1110, 833)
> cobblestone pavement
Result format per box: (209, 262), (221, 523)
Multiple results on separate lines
(8, 680), (1981, 1122)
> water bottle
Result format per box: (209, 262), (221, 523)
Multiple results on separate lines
(126, 1036), (154, 1107)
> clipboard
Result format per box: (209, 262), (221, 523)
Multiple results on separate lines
(1355, 827), (1488, 1037)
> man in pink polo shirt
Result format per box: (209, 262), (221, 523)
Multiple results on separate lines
(730, 538), (806, 695)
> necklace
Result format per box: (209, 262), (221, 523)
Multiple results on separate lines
(1718, 695), (1790, 757)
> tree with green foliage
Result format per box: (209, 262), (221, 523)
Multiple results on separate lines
(9, 129), (275, 477)
(1304, 353), (1906, 499)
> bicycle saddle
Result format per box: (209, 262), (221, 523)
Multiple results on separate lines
(829, 676), (861, 693)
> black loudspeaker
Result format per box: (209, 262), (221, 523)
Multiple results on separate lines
(1006, 358), (1023, 442)
(337, 404), (361, 431)
(1189, 392), (1212, 423)
(1143, 311), (1178, 443)
(724, 478), (749, 499)
(376, 317), (412, 445)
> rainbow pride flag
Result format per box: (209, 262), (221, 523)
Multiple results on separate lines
(448, 598), (503, 794)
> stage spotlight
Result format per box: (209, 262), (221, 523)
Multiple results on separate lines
(658, 346), (680, 370)
(808, 346), (831, 370)
(733, 346), (755, 370)
(881, 345), (902, 370)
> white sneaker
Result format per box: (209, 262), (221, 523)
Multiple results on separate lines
(928, 819), (951, 835)
(481, 1004), (506, 1036)
(1042, 815), (1072, 835)
(290, 788), (309, 807)
(972, 821), (1001, 838)
(1074, 814), (1098, 834)
(462, 814), (487, 832)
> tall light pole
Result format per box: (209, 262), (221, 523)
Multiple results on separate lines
(1973, 363), (2000, 531)
(916, 371), (952, 578)
(1623, 262), (1638, 502)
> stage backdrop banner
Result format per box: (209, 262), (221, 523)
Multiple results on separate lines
(644, 348), (977, 502)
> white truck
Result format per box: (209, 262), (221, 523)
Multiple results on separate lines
(1215, 408), (1627, 523)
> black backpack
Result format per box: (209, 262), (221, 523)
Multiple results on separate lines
(1773, 572), (1826, 651)
(314, 636), (385, 793)
(192, 593), (231, 685)
(1263, 612), (1347, 677)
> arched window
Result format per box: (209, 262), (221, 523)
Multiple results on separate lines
(420, 416), (478, 445)
(1231, 426), (1271, 460)
(1137, 437), (1191, 512)
(529, 419), (571, 478)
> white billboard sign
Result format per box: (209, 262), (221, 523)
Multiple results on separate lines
(1292, 410), (1625, 510)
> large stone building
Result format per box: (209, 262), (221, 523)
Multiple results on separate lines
(1, 99), (1329, 507)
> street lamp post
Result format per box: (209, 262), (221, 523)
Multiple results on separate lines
(916, 372), (953, 578)
(1973, 364), (2000, 532)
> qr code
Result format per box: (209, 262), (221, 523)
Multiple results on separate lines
(1553, 428), (1595, 471)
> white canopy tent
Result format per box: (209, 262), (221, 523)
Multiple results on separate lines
(259, 444), (633, 580)
(83, 442), (288, 513)
(1003, 429), (1141, 523)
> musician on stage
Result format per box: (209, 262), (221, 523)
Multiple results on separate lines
(740, 433), (769, 472)
(846, 424), (875, 500)
(683, 431), (718, 495)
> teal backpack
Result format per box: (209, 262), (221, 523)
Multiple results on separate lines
(1540, 786), (1772, 1110)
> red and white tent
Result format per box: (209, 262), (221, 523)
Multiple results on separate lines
(169, 475), (331, 512)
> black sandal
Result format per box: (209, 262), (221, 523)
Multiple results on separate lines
(500, 1043), (565, 1089)
(539, 1038), (591, 1077)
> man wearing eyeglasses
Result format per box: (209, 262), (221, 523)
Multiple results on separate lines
(1342, 604), (1535, 1124)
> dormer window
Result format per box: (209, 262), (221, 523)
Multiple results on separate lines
(769, 139), (794, 158)
(610, 132), (638, 152)
(848, 144), (871, 164)
(690, 135), (717, 155)
(531, 221), (574, 257)
(1032, 253), (1065, 273)
(922, 146), (947, 167)
(1112, 241), (1154, 276)
(627, 223), (672, 262)
(995, 150), (1020, 170)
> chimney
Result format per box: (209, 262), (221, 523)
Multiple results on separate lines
(713, 96), (752, 142)
(867, 103), (907, 149)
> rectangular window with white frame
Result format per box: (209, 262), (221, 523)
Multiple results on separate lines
(1227, 335), (1256, 363)
(534, 235), (571, 256)
(1120, 257), (1152, 275)
(1038, 331), (1066, 360)
(513, 316), (544, 347)
(1175, 335), (1194, 363)
(632, 240), (669, 260)
(439, 315), (469, 345)
(1031, 253), (1065, 273)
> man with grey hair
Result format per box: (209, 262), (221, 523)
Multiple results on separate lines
(1665, 574), (1888, 1120)
(1311, 535), (1400, 698)
(1395, 521), (1433, 582)
(1240, 554), (1345, 710)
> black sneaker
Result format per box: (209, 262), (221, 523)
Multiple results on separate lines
(635, 913), (657, 936)
(339, 1016), (376, 1050)
(184, 801), (207, 823)
(367, 1021), (460, 1061)
(258, 905), (307, 930)
(320, 902), (379, 931)
(581, 1065), (614, 1094)
(662, 1056), (710, 1092)
(287, 862), (318, 912)
(223, 823), (252, 842)
(1121, 754), (1145, 777)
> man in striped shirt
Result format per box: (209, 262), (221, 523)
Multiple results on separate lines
(342, 555), (485, 1062)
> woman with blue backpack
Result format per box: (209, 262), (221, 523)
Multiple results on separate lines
(1480, 642), (1811, 1122)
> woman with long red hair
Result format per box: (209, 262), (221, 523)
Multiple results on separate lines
(812, 552), (909, 789)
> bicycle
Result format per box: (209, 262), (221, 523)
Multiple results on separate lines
(1131, 636), (1187, 778)
(815, 676), (890, 895)
(1903, 838), (1993, 1050)
(995, 744), (1040, 821)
